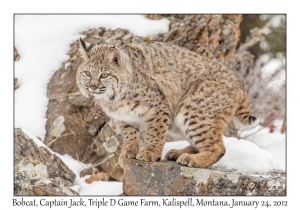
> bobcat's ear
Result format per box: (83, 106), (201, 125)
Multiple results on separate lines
(105, 48), (121, 67)
(79, 38), (93, 60)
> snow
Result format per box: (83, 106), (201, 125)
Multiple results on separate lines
(213, 136), (282, 173)
(161, 127), (285, 174)
(14, 15), (285, 196)
(239, 120), (286, 170)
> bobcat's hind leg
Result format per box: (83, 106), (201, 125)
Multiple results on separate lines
(177, 118), (226, 168)
(175, 105), (230, 168)
(165, 145), (196, 161)
(119, 123), (139, 168)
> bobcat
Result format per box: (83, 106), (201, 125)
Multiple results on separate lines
(77, 39), (258, 168)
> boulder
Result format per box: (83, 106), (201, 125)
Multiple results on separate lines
(123, 159), (286, 196)
(14, 128), (78, 196)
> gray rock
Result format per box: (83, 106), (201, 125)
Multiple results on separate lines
(123, 159), (286, 196)
(14, 128), (78, 196)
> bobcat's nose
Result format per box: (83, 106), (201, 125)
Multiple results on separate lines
(90, 85), (98, 91)
(89, 80), (99, 91)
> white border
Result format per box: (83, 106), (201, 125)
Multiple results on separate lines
(2, 0), (297, 209)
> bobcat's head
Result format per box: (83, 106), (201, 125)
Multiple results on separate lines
(77, 38), (131, 101)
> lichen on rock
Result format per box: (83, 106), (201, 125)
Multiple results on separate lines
(123, 159), (286, 196)
(103, 136), (119, 153)
(14, 128), (78, 196)
(50, 116), (65, 138)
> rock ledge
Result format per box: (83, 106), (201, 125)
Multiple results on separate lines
(123, 159), (285, 196)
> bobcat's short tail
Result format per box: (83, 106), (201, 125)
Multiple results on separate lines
(233, 93), (259, 131)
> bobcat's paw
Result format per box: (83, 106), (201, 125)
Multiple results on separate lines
(176, 153), (200, 168)
(176, 153), (214, 168)
(118, 150), (137, 168)
(136, 150), (161, 162)
(165, 149), (182, 161)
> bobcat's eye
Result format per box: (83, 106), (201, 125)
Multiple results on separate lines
(101, 73), (108, 78)
(85, 71), (91, 77)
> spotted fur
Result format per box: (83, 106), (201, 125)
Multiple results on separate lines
(77, 40), (258, 168)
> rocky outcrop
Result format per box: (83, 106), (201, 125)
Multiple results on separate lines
(123, 159), (286, 196)
(14, 128), (78, 196)
(160, 14), (242, 63)
(45, 15), (243, 181)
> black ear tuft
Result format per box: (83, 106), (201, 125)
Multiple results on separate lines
(79, 37), (93, 52)
(79, 38), (93, 59)
(79, 38), (86, 50)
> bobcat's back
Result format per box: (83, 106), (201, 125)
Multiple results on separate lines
(122, 42), (243, 116)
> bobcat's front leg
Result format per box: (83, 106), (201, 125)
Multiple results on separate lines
(119, 122), (139, 168)
(136, 104), (170, 162)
